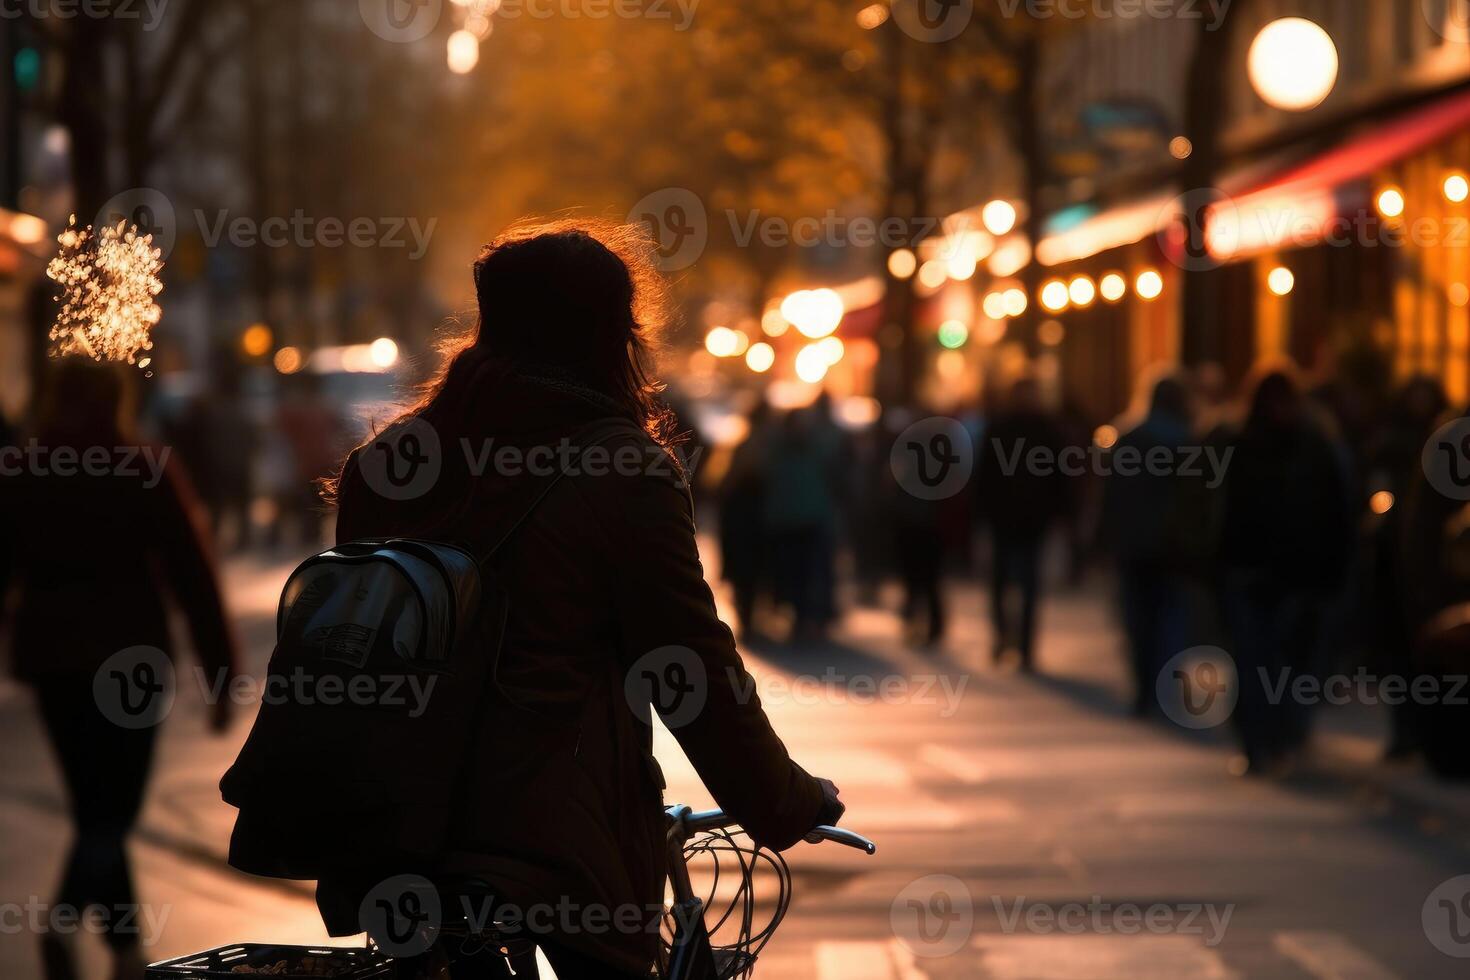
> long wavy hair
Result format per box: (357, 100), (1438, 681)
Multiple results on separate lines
(326, 218), (677, 501)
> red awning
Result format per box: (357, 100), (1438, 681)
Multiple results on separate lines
(1207, 85), (1470, 259)
(1244, 86), (1470, 200)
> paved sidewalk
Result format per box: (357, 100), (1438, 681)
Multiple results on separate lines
(4, 554), (1470, 977)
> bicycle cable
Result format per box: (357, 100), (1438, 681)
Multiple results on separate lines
(663, 828), (793, 979)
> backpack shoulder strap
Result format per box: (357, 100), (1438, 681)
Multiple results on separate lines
(476, 417), (646, 567)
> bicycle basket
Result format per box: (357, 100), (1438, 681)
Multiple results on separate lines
(146, 944), (394, 978)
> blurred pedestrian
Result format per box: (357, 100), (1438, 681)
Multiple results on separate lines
(1100, 374), (1194, 716)
(977, 377), (1068, 670)
(889, 445), (949, 647)
(1393, 394), (1470, 778)
(197, 369), (260, 551)
(718, 401), (777, 640)
(848, 415), (894, 606)
(1217, 367), (1352, 775)
(0, 358), (240, 980)
(1056, 391), (1096, 586)
(1363, 377), (1446, 759)
(765, 398), (843, 643)
(273, 372), (349, 548)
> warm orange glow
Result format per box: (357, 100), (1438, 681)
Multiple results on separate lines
(887, 248), (918, 280)
(761, 306), (789, 337)
(795, 343), (830, 383)
(982, 292), (1008, 321)
(917, 260), (948, 290)
(1446, 173), (1470, 204)
(273, 346), (304, 374)
(1248, 18), (1338, 111)
(1267, 266), (1295, 296)
(856, 3), (889, 29)
(705, 326), (741, 357)
(781, 288), (844, 338)
(242, 323), (273, 358)
(369, 337), (399, 368)
(1376, 186), (1406, 219)
(1068, 275), (1096, 308)
(745, 341), (775, 373)
(1003, 288), (1028, 317)
(982, 200), (1018, 236)
(1040, 279), (1069, 312)
(1135, 269), (1164, 300)
(447, 30), (480, 74)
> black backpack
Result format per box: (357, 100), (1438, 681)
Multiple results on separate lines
(220, 418), (638, 881)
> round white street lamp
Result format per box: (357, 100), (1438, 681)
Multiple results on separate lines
(1248, 18), (1338, 111)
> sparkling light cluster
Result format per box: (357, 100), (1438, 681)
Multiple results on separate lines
(46, 216), (163, 370)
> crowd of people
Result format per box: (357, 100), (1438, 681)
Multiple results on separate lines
(711, 357), (1470, 778)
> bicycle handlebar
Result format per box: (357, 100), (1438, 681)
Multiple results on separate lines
(670, 806), (876, 855)
(803, 825), (877, 854)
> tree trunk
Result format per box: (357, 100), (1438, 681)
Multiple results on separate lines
(1014, 32), (1045, 357)
(878, 20), (923, 407)
(1179, 2), (1245, 365)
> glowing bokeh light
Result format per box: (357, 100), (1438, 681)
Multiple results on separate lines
(938, 319), (969, 349)
(1135, 269), (1164, 300)
(982, 200), (1018, 236)
(448, 30), (480, 73)
(1267, 266), (1295, 296)
(1068, 275), (1096, 308)
(781, 288), (844, 338)
(242, 323), (274, 358)
(370, 337), (400, 368)
(1247, 18), (1338, 111)
(705, 325), (741, 357)
(1376, 186), (1406, 219)
(917, 260), (948, 290)
(1446, 173), (1470, 204)
(1040, 279), (1070, 312)
(795, 343), (831, 384)
(1003, 288), (1028, 317)
(745, 341), (775, 373)
(887, 248), (918, 279)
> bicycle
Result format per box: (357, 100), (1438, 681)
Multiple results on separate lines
(659, 803), (876, 979)
(145, 804), (875, 980)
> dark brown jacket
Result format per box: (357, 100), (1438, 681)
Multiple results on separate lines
(326, 372), (824, 973)
(0, 429), (237, 685)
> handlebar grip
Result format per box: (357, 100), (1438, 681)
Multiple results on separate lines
(803, 825), (877, 854)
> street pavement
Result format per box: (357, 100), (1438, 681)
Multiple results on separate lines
(4, 548), (1470, 978)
